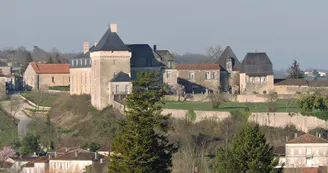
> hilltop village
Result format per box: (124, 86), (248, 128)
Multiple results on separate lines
(1, 24), (328, 173)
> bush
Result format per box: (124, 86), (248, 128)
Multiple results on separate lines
(301, 111), (328, 121)
(208, 93), (226, 109)
(263, 90), (267, 94)
(297, 94), (328, 112)
(252, 91), (258, 94)
(230, 110), (250, 120)
(185, 109), (196, 121)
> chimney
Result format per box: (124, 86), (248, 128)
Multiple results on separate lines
(94, 42), (98, 47)
(294, 133), (298, 139)
(153, 45), (157, 51)
(100, 158), (103, 163)
(83, 41), (89, 54)
(74, 151), (78, 157)
(110, 24), (117, 33)
(94, 152), (98, 160)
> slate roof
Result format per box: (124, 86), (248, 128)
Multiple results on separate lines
(216, 46), (240, 71)
(274, 79), (328, 87)
(274, 79), (309, 86)
(127, 44), (162, 67)
(176, 64), (220, 70)
(110, 72), (131, 82)
(30, 62), (70, 74)
(240, 52), (273, 75)
(50, 152), (104, 161)
(287, 134), (328, 144)
(156, 50), (175, 61)
(91, 27), (130, 52)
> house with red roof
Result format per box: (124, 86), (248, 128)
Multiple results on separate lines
(23, 62), (70, 90)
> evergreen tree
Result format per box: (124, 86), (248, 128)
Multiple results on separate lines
(54, 53), (62, 64)
(287, 60), (304, 79)
(108, 72), (176, 173)
(21, 132), (40, 156)
(214, 124), (282, 173)
(47, 56), (53, 64)
(20, 52), (33, 75)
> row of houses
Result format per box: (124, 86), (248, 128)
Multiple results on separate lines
(3, 147), (109, 173)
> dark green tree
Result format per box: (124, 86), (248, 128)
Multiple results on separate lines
(54, 53), (62, 64)
(108, 71), (176, 173)
(214, 124), (282, 173)
(83, 142), (100, 152)
(21, 132), (41, 156)
(47, 56), (53, 64)
(20, 52), (33, 75)
(287, 60), (304, 79)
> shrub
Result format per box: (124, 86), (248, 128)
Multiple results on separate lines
(263, 90), (267, 94)
(297, 94), (328, 112)
(208, 93), (227, 109)
(252, 91), (258, 94)
(230, 110), (250, 120)
(296, 91), (301, 94)
(301, 111), (328, 121)
(185, 109), (196, 122)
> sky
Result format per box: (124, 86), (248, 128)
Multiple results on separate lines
(0, 0), (327, 69)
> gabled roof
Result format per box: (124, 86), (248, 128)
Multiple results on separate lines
(216, 46), (240, 71)
(176, 64), (220, 70)
(50, 152), (104, 161)
(110, 72), (131, 82)
(156, 50), (175, 61)
(30, 62), (70, 74)
(287, 134), (328, 144)
(91, 27), (130, 52)
(23, 156), (49, 168)
(240, 52), (273, 75)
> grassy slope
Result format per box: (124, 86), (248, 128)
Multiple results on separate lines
(0, 111), (18, 148)
(162, 100), (300, 112)
(21, 91), (60, 107)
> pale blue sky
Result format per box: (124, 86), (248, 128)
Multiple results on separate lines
(1, 0), (327, 69)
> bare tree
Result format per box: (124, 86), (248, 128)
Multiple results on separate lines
(267, 90), (278, 112)
(171, 84), (185, 101)
(201, 45), (223, 64)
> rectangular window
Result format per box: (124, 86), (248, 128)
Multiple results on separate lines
(54, 163), (56, 169)
(67, 162), (69, 170)
(125, 85), (129, 94)
(298, 149), (302, 155)
(168, 61), (171, 68)
(205, 72), (211, 80)
(85, 59), (87, 65)
(80, 59), (82, 65)
(212, 72), (216, 80)
(188, 72), (194, 80)
(60, 163), (63, 169)
(116, 85), (119, 94)
(72, 60), (75, 66)
(166, 71), (171, 78)
(52, 76), (55, 83)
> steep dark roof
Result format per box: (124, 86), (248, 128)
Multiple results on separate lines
(287, 134), (328, 144)
(156, 50), (175, 61)
(274, 79), (309, 86)
(91, 27), (130, 52)
(240, 52), (273, 75)
(110, 72), (131, 82)
(216, 46), (240, 71)
(176, 64), (220, 70)
(127, 44), (162, 67)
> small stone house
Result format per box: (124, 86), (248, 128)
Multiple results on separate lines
(176, 64), (221, 93)
(24, 62), (70, 90)
(21, 156), (49, 173)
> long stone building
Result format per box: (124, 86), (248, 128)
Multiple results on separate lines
(70, 24), (176, 110)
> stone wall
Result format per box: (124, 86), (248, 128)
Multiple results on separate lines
(274, 85), (328, 95)
(162, 108), (328, 132)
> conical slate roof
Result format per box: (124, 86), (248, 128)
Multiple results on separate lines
(91, 27), (130, 52)
(110, 72), (131, 82)
(216, 46), (240, 71)
(240, 52), (273, 75)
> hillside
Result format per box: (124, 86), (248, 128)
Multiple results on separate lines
(0, 111), (18, 148)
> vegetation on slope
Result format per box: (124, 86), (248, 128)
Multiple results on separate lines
(0, 111), (18, 148)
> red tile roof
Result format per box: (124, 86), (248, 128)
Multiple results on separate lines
(274, 146), (285, 155)
(287, 134), (328, 144)
(30, 62), (69, 74)
(176, 64), (220, 70)
(23, 156), (49, 168)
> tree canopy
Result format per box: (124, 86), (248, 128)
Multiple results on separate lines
(214, 124), (282, 173)
(21, 132), (41, 156)
(287, 60), (304, 79)
(108, 71), (176, 173)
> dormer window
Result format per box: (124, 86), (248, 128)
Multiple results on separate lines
(226, 57), (233, 72)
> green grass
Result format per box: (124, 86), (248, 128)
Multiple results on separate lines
(21, 91), (60, 107)
(161, 100), (300, 112)
(0, 111), (18, 148)
(49, 86), (69, 91)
